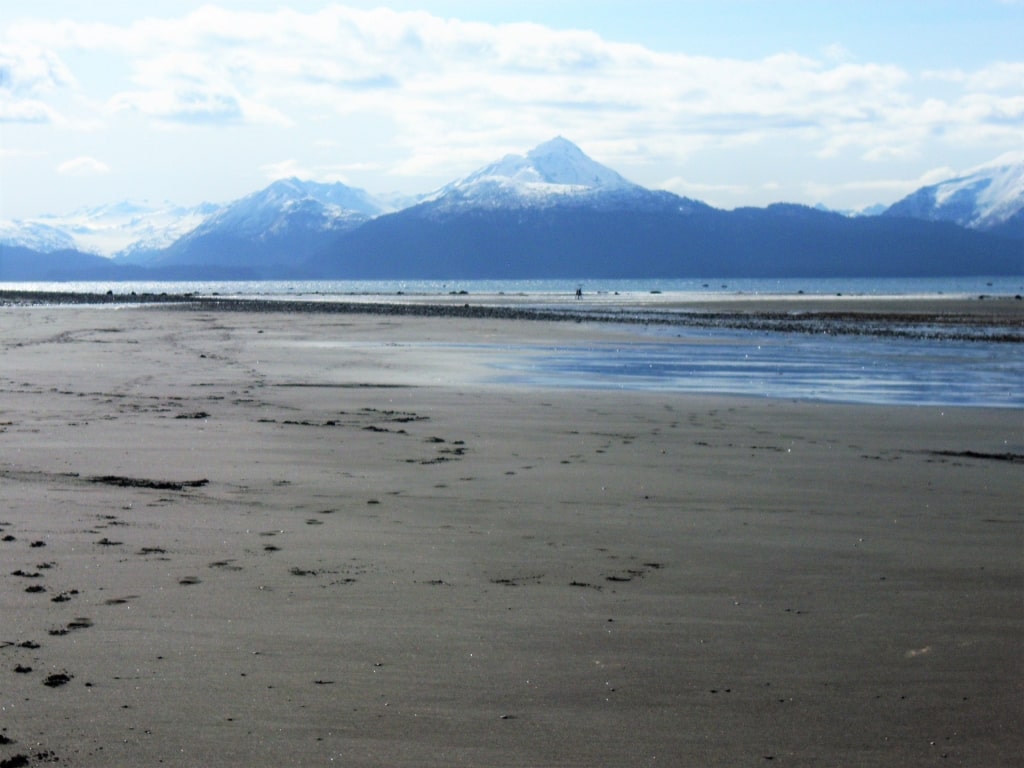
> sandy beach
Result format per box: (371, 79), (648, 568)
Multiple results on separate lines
(1, 300), (1021, 766)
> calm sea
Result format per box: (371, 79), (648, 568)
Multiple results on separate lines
(3, 275), (1023, 298)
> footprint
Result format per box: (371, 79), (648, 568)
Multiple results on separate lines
(209, 560), (242, 571)
(104, 596), (137, 605)
(42, 672), (73, 688)
(49, 618), (92, 636)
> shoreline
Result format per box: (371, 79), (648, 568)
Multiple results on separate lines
(2, 289), (1022, 342)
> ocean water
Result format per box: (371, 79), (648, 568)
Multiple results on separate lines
(4, 276), (1021, 408)
(2, 275), (1023, 299)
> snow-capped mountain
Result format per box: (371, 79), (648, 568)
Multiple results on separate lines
(884, 159), (1024, 239)
(145, 178), (392, 273)
(186, 177), (389, 238)
(0, 219), (79, 253)
(419, 136), (686, 213)
(3, 138), (1021, 281)
(1, 179), (389, 265)
(307, 139), (1020, 280)
(6, 200), (220, 258)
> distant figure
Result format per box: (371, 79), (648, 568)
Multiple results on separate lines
(575, 286), (583, 300)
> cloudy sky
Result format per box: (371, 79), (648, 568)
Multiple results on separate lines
(2, 1), (1022, 219)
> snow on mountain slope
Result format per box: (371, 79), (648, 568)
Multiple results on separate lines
(142, 177), (397, 271)
(961, 161), (1024, 230)
(183, 178), (391, 239)
(421, 136), (651, 210)
(0, 219), (79, 252)
(885, 159), (1024, 232)
(1, 201), (219, 257)
(1, 179), (391, 263)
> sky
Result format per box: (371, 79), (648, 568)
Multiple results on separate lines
(2, 1), (1023, 220)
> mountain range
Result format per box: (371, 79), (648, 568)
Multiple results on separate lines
(882, 161), (1024, 241)
(2, 137), (1021, 280)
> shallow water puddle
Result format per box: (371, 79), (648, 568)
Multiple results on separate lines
(494, 331), (1024, 408)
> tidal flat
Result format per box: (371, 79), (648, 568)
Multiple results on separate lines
(0, 299), (1020, 767)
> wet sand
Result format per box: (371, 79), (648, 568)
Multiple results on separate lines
(1, 302), (1021, 766)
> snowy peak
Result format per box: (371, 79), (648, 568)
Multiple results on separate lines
(1, 177), (393, 266)
(148, 177), (396, 272)
(425, 137), (642, 210)
(462, 136), (632, 189)
(524, 136), (634, 189)
(885, 160), (1024, 233)
(253, 177), (390, 216)
(194, 178), (391, 237)
(961, 162), (1024, 228)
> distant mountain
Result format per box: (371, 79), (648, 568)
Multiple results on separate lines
(141, 178), (391, 275)
(73, 200), (220, 258)
(814, 202), (887, 217)
(412, 136), (707, 219)
(306, 141), (1021, 279)
(0, 243), (266, 281)
(0, 201), (219, 259)
(0, 219), (79, 253)
(419, 136), (641, 210)
(2, 139), (1021, 281)
(0, 245), (129, 281)
(884, 160), (1024, 240)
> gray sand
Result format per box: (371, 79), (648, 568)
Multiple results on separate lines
(0, 304), (1020, 766)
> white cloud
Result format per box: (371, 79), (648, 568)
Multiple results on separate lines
(0, 42), (74, 123)
(2, 4), (1021, 211)
(967, 149), (1024, 171)
(2, 6), (934, 150)
(260, 156), (389, 187)
(659, 177), (751, 198)
(260, 158), (314, 181)
(0, 42), (74, 92)
(107, 85), (290, 126)
(57, 156), (110, 175)
(0, 97), (58, 123)
(923, 61), (1024, 91)
(802, 166), (961, 207)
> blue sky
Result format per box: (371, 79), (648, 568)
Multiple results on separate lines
(2, 1), (1022, 219)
